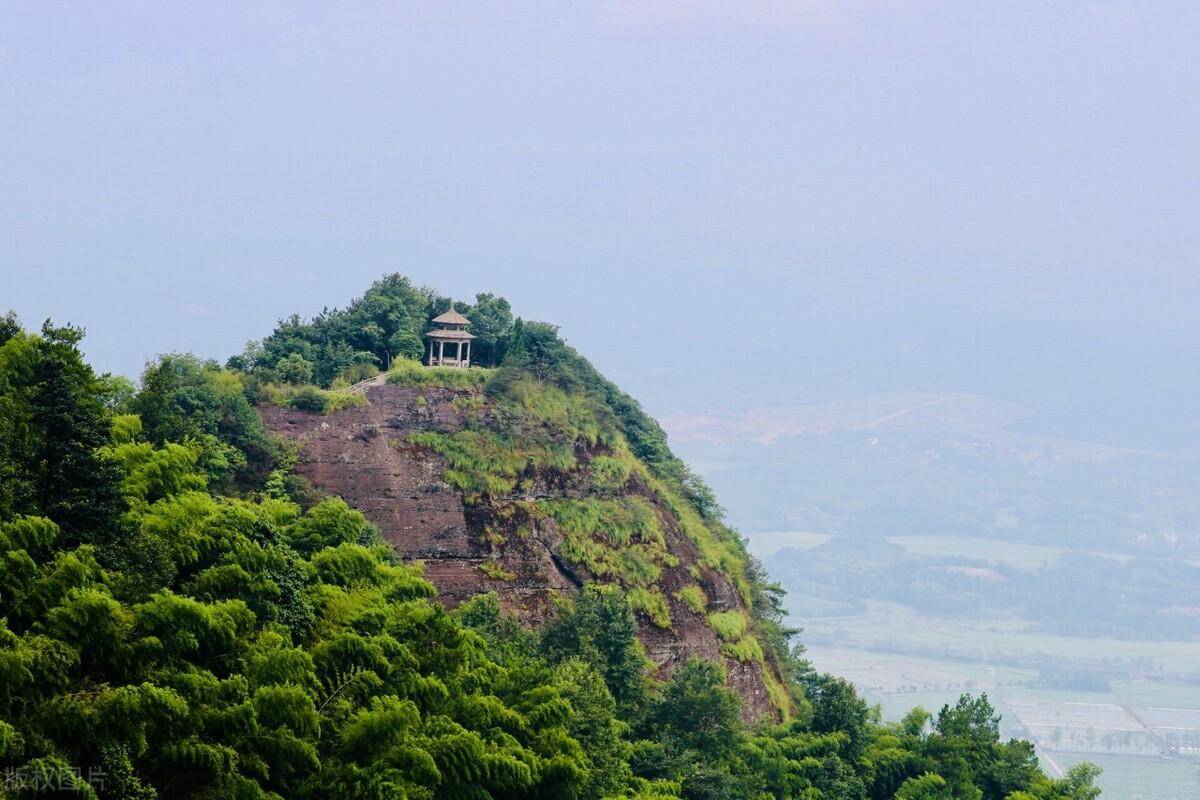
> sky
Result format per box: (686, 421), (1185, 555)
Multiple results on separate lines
(4, 1), (1199, 407)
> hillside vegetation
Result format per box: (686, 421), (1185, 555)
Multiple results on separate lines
(234, 277), (799, 710)
(0, 296), (1101, 799)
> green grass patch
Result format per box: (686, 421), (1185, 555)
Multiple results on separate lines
(762, 664), (793, 718)
(261, 383), (367, 414)
(722, 634), (764, 664)
(537, 497), (672, 587)
(707, 610), (749, 642)
(625, 586), (672, 629)
(491, 375), (616, 449)
(385, 358), (494, 390)
(674, 585), (707, 614)
(537, 497), (664, 548)
(557, 533), (664, 587)
(589, 454), (633, 492)
(451, 394), (486, 413)
(478, 560), (516, 581)
(408, 429), (575, 500)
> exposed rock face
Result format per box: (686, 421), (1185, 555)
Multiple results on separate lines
(261, 382), (776, 720)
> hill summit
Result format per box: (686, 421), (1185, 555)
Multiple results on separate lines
(241, 277), (796, 720)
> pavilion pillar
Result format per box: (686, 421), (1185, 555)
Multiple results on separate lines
(465, 341), (471, 367)
(438, 340), (444, 365)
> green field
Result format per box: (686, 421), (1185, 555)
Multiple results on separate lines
(886, 535), (1133, 569)
(1046, 752), (1200, 800)
(805, 645), (1200, 800)
(801, 600), (1200, 674)
(762, 529), (1200, 798)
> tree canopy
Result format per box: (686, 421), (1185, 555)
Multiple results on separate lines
(232, 274), (517, 385)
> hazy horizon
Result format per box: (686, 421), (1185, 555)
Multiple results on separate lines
(6, 3), (1200, 388)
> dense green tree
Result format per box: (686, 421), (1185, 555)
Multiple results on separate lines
(808, 674), (872, 760)
(645, 659), (741, 759)
(0, 320), (123, 546)
(463, 292), (515, 366)
(247, 274), (434, 385)
(275, 352), (315, 384)
(1058, 763), (1103, 800)
(0, 310), (22, 344)
(540, 584), (649, 715)
(0, 445), (592, 799)
(895, 772), (953, 799)
(131, 354), (279, 490)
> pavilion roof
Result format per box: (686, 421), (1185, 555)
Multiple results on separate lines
(425, 328), (475, 340)
(431, 306), (471, 326)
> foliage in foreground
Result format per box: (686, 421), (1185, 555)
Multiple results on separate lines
(0, 315), (1101, 799)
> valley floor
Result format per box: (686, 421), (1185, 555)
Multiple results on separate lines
(804, 637), (1200, 799)
(751, 532), (1200, 800)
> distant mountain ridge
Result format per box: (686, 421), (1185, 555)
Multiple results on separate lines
(668, 392), (1200, 556)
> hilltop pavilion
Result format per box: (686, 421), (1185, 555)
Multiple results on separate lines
(425, 303), (475, 367)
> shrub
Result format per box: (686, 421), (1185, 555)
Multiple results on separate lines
(287, 385), (328, 413)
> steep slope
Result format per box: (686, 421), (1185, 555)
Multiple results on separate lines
(262, 370), (786, 720)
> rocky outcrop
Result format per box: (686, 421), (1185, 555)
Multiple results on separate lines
(262, 382), (777, 720)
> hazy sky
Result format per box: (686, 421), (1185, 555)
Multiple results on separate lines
(4, 2), (1198, 393)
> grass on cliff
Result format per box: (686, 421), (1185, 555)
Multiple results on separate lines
(407, 428), (576, 499)
(478, 560), (516, 581)
(385, 358), (494, 389)
(707, 610), (749, 642)
(708, 611), (765, 664)
(674, 585), (707, 614)
(625, 585), (672, 629)
(537, 497), (664, 548)
(590, 454), (633, 492)
(397, 356), (781, 693)
(722, 634), (765, 664)
(537, 497), (679, 604)
(259, 382), (366, 414)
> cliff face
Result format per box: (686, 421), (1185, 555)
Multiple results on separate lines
(262, 379), (779, 720)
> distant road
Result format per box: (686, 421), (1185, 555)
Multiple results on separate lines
(851, 396), (953, 430)
(1039, 749), (1065, 778)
